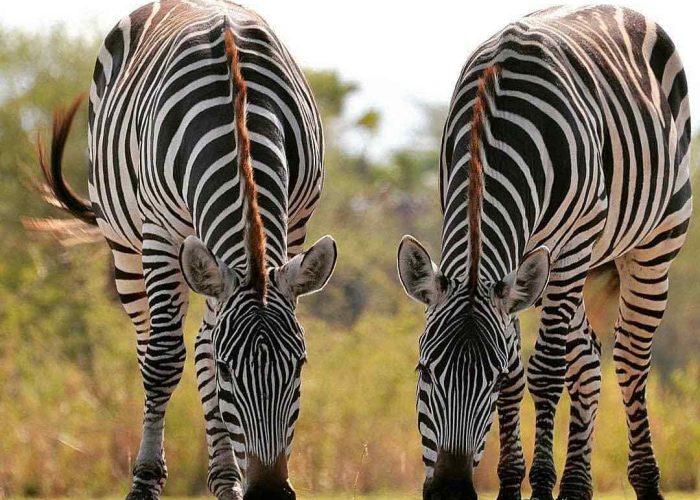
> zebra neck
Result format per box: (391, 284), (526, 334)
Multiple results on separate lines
(183, 162), (289, 272)
(439, 179), (536, 284)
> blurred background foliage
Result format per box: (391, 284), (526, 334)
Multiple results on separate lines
(0, 26), (698, 498)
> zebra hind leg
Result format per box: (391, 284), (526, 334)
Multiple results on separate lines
(614, 240), (682, 500)
(107, 242), (158, 498)
(196, 299), (243, 500)
(127, 226), (190, 499)
(496, 319), (526, 500)
(558, 301), (601, 500)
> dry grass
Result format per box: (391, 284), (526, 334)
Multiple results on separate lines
(304, 493), (698, 500)
(21, 495), (689, 500)
(157, 494), (700, 500)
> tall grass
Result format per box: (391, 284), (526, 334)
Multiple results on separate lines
(1, 250), (698, 496)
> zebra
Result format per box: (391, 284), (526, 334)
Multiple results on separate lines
(35, 1), (337, 499)
(397, 5), (690, 500)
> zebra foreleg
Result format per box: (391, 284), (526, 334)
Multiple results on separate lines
(195, 299), (243, 500)
(128, 227), (190, 499)
(559, 302), (601, 500)
(527, 259), (590, 500)
(496, 318), (526, 500)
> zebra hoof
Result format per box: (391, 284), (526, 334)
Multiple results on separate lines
(217, 483), (244, 500)
(530, 491), (554, 500)
(557, 483), (592, 500)
(556, 493), (592, 500)
(127, 460), (167, 500)
(125, 488), (159, 500)
(636, 488), (664, 500)
(496, 487), (521, 500)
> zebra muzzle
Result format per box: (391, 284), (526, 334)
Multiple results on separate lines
(423, 450), (477, 500)
(244, 453), (295, 500)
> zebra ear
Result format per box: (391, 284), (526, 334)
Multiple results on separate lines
(179, 236), (235, 300)
(397, 235), (446, 306)
(495, 246), (550, 314)
(278, 235), (337, 299)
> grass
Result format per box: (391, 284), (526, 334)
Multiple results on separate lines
(303, 494), (698, 500)
(157, 494), (700, 500)
(17, 490), (700, 499)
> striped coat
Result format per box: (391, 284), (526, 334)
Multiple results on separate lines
(36, 1), (337, 499)
(398, 6), (690, 500)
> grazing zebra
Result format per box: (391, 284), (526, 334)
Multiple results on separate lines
(36, 1), (337, 499)
(397, 5), (690, 500)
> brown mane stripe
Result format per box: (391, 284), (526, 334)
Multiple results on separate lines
(467, 65), (501, 300)
(224, 29), (268, 302)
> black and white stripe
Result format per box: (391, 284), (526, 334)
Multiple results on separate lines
(398, 5), (690, 500)
(37, 1), (337, 499)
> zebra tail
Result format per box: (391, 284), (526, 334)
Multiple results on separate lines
(223, 27), (268, 300)
(36, 93), (97, 226)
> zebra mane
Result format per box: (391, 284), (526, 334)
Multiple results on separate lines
(467, 65), (501, 301)
(225, 28), (268, 302)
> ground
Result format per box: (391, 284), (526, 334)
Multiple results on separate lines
(157, 494), (699, 500)
(22, 493), (699, 499)
(304, 495), (698, 500)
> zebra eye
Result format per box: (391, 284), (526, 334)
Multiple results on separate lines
(416, 362), (432, 383)
(295, 357), (307, 376)
(217, 361), (233, 384)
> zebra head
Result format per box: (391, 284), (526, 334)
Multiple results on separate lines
(397, 236), (550, 499)
(180, 234), (337, 499)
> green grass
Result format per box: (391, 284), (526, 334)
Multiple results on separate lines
(306, 495), (696, 500)
(158, 493), (700, 500)
(309, 495), (695, 500)
(23, 492), (699, 500)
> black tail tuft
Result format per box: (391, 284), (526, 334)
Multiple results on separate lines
(37, 93), (97, 226)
